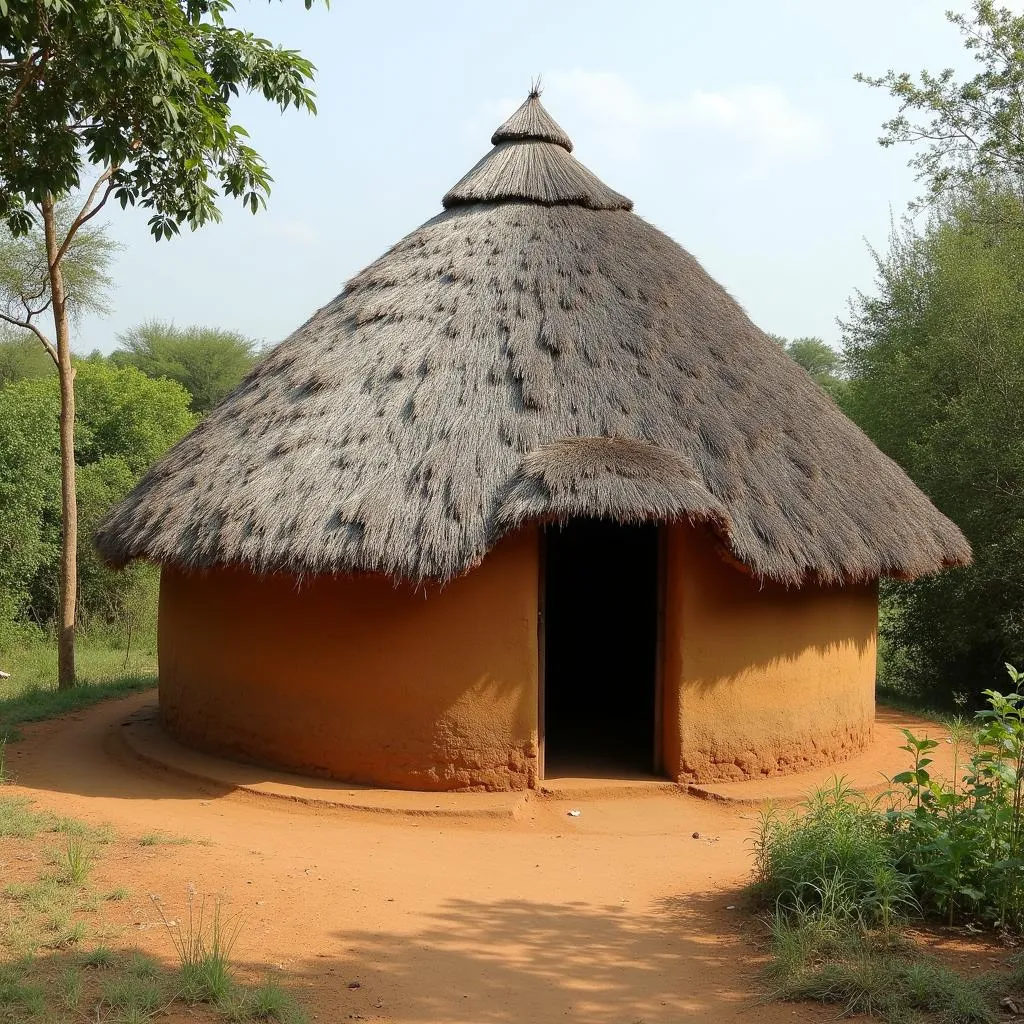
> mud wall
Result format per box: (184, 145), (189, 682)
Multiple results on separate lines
(158, 529), (540, 791)
(661, 522), (878, 784)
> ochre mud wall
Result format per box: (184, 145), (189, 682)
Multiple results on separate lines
(661, 523), (878, 784)
(158, 529), (540, 791)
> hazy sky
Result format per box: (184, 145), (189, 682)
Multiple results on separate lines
(72, 0), (982, 354)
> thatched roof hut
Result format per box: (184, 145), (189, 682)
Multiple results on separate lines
(96, 91), (969, 793)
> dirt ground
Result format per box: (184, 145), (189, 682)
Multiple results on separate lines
(0, 694), (960, 1023)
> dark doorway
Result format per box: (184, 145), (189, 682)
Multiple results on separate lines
(542, 519), (660, 778)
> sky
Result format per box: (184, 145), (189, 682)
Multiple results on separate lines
(71, 0), (985, 354)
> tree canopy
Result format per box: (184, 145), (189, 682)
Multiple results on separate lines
(0, 330), (54, 385)
(842, 186), (1024, 702)
(773, 334), (848, 402)
(857, 1), (1024, 206)
(1, 0), (318, 238)
(111, 320), (261, 413)
(0, 360), (194, 634)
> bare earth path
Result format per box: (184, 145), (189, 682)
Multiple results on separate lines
(3, 694), (875, 1023)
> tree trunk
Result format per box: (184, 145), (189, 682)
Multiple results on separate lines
(42, 194), (77, 690)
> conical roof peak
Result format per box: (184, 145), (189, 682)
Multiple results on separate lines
(443, 89), (632, 211)
(491, 90), (574, 152)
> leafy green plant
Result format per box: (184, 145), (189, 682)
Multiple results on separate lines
(887, 666), (1024, 930)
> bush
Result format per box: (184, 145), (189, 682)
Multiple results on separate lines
(753, 778), (915, 931)
(887, 666), (1024, 931)
(0, 360), (192, 635)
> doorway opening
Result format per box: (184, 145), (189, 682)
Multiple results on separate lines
(541, 518), (661, 779)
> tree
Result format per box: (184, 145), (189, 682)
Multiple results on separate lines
(772, 334), (849, 402)
(0, 361), (194, 642)
(856, 1), (1024, 207)
(0, 0), (317, 687)
(0, 377), (60, 635)
(111, 320), (261, 413)
(842, 187), (1024, 704)
(0, 328), (55, 385)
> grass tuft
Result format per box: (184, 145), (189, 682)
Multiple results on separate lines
(101, 971), (165, 1015)
(223, 978), (309, 1023)
(56, 966), (82, 1010)
(155, 892), (242, 1004)
(0, 795), (47, 838)
(139, 831), (192, 847)
(58, 834), (94, 886)
(81, 945), (117, 969)
(0, 964), (46, 1018)
(768, 919), (994, 1023)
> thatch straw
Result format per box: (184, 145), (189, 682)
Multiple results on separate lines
(95, 92), (971, 585)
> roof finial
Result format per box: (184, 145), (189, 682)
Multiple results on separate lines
(489, 83), (573, 152)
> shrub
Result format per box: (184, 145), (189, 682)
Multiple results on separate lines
(887, 666), (1024, 930)
(753, 778), (915, 930)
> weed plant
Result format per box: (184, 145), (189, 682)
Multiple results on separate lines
(754, 667), (1024, 1023)
(154, 889), (242, 1004)
(753, 778), (916, 930)
(887, 666), (1024, 930)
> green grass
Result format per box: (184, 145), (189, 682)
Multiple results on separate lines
(56, 834), (94, 887)
(767, 919), (996, 1024)
(753, 779), (1024, 1024)
(0, 794), (110, 844)
(0, 964), (46, 1019)
(0, 737), (307, 1023)
(0, 635), (157, 742)
(139, 831), (191, 847)
(80, 945), (116, 969)
(222, 978), (308, 1023)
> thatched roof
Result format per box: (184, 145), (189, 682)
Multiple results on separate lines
(95, 90), (971, 585)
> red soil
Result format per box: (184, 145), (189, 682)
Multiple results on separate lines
(0, 694), (959, 1023)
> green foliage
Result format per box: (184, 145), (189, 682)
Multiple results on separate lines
(0, 0), (318, 238)
(857, 1), (1024, 206)
(753, 778), (915, 931)
(100, 971), (165, 1016)
(111, 320), (261, 413)
(81, 946), (116, 969)
(754, 701), (1024, 1022)
(0, 331), (53, 386)
(772, 334), (849, 402)
(887, 667), (1024, 931)
(0, 377), (60, 625)
(843, 187), (1024, 702)
(0, 965), (46, 1019)
(0, 205), (116, 328)
(0, 360), (192, 639)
